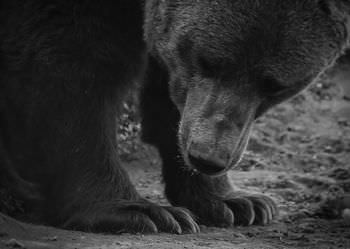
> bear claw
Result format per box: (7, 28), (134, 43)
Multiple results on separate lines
(178, 193), (278, 228)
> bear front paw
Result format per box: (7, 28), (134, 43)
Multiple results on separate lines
(180, 193), (278, 227)
(63, 201), (200, 234)
(225, 194), (278, 226)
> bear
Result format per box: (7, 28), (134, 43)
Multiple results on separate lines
(1, 0), (350, 235)
(140, 0), (350, 227)
(0, 1), (198, 234)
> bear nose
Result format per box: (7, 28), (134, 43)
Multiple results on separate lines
(187, 144), (228, 176)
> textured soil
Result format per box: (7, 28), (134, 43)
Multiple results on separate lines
(1, 64), (350, 249)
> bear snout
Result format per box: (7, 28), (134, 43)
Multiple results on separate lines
(181, 113), (254, 176)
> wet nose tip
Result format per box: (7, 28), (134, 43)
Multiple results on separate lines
(187, 151), (227, 176)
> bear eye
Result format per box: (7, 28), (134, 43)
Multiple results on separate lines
(259, 76), (286, 96)
(177, 37), (194, 62)
(318, 0), (331, 15)
(197, 56), (229, 78)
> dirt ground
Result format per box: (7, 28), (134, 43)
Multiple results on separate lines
(1, 64), (350, 249)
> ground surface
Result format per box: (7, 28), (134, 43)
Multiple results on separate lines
(1, 65), (350, 249)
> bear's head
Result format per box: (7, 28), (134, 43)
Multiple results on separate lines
(145, 0), (350, 176)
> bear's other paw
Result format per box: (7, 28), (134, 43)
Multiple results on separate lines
(171, 191), (278, 228)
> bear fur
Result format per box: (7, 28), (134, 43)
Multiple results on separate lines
(1, 0), (350, 233)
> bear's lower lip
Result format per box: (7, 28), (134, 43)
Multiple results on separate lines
(188, 153), (227, 176)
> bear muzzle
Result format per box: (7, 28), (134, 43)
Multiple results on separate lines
(184, 121), (252, 177)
